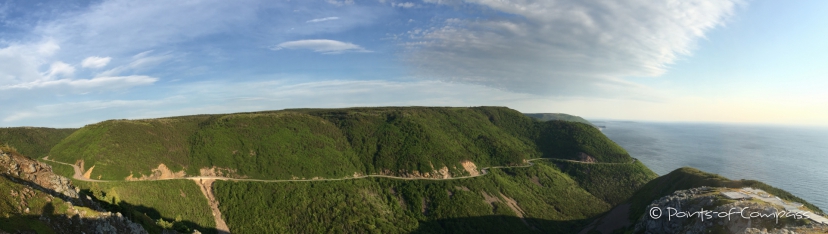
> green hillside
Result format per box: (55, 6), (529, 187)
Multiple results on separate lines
(2, 107), (822, 233)
(534, 120), (628, 163)
(553, 159), (658, 205)
(214, 161), (619, 233)
(74, 180), (216, 234)
(0, 127), (76, 158)
(48, 107), (632, 180)
(524, 113), (593, 126)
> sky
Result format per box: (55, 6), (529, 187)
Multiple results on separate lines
(0, 0), (826, 128)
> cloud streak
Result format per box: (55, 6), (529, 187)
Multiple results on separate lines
(1, 75), (158, 91)
(406, 0), (741, 96)
(271, 39), (371, 54)
(306, 16), (339, 23)
(81, 56), (112, 68)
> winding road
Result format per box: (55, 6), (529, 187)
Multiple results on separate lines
(41, 157), (634, 233)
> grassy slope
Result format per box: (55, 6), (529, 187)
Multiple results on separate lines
(73, 179), (216, 234)
(0, 127), (76, 158)
(534, 121), (631, 163)
(188, 112), (363, 179)
(48, 107), (632, 180)
(48, 116), (208, 179)
(552, 159), (658, 205)
(215, 162), (612, 233)
(524, 113), (594, 126)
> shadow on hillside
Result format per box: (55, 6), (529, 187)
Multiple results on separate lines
(0, 212), (139, 233)
(1, 174), (217, 234)
(410, 215), (594, 234)
(79, 188), (220, 234)
(1, 174), (91, 207)
(0, 197), (145, 233)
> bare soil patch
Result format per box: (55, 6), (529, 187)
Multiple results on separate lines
(480, 191), (500, 206)
(578, 152), (597, 163)
(194, 179), (230, 234)
(530, 176), (542, 187)
(83, 165), (95, 179)
(125, 164), (186, 181)
(461, 160), (480, 176)
(499, 193), (526, 218)
(199, 166), (243, 178)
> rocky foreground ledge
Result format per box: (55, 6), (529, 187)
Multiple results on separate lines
(635, 187), (828, 234)
(1, 149), (150, 234)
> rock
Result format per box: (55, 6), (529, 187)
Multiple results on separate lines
(24, 163), (35, 173)
(1, 151), (148, 234)
(634, 187), (820, 234)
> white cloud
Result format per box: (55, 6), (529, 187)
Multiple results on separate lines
(326, 0), (354, 6)
(99, 51), (172, 77)
(3, 97), (180, 123)
(35, 0), (265, 56)
(44, 61), (75, 79)
(271, 39), (370, 54)
(392, 2), (416, 8)
(81, 56), (112, 68)
(1, 75), (158, 91)
(0, 42), (49, 84)
(306, 17), (339, 23)
(36, 39), (60, 56)
(407, 0), (742, 96)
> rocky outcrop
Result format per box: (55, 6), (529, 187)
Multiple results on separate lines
(1, 149), (148, 234)
(1, 150), (78, 199)
(39, 210), (148, 234)
(634, 187), (827, 234)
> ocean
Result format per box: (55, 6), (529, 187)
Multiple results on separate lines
(593, 120), (828, 212)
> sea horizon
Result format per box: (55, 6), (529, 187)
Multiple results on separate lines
(595, 120), (828, 212)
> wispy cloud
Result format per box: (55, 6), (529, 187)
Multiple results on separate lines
(306, 16), (339, 23)
(406, 0), (741, 96)
(271, 39), (371, 54)
(3, 97), (181, 123)
(0, 40), (61, 85)
(43, 61), (75, 79)
(81, 56), (112, 68)
(326, 0), (354, 6)
(1, 75), (158, 91)
(392, 2), (416, 8)
(98, 51), (172, 77)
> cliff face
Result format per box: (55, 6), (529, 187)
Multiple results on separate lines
(0, 148), (148, 234)
(634, 187), (827, 234)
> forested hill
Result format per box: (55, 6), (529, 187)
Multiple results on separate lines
(524, 113), (593, 126)
(47, 106), (632, 180)
(0, 127), (77, 158)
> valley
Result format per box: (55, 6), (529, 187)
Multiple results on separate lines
(1, 107), (824, 233)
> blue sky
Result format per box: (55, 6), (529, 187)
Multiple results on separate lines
(0, 0), (826, 127)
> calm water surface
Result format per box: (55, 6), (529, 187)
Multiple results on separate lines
(594, 120), (828, 212)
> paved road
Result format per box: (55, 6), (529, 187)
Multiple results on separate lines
(40, 156), (635, 233)
(43, 157), (550, 183)
(42, 157), (635, 183)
